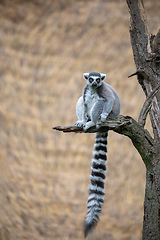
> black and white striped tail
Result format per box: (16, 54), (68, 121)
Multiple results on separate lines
(84, 131), (108, 238)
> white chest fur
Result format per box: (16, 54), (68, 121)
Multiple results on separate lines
(85, 88), (99, 116)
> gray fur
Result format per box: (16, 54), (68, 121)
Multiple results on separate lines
(75, 72), (120, 237)
(75, 72), (120, 131)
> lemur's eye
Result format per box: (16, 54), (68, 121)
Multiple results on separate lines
(96, 78), (100, 83)
(89, 78), (93, 83)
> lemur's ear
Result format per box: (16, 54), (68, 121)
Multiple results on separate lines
(83, 73), (89, 80)
(101, 74), (106, 81)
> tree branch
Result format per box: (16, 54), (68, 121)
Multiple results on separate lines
(53, 125), (84, 133)
(138, 84), (160, 127)
(53, 116), (131, 133)
(53, 115), (154, 169)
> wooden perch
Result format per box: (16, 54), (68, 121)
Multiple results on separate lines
(53, 115), (154, 169)
(53, 116), (131, 133)
(53, 125), (83, 133)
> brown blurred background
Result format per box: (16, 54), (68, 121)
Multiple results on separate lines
(0, 0), (159, 239)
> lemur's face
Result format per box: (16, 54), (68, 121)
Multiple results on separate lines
(83, 72), (106, 89)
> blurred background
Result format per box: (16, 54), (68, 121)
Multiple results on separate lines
(0, 0), (159, 239)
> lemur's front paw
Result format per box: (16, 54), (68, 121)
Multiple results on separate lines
(75, 120), (86, 128)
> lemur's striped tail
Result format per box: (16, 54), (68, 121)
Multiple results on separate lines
(84, 131), (108, 238)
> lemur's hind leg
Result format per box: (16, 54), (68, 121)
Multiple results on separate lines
(83, 101), (104, 131)
(91, 100), (104, 123)
(75, 96), (86, 128)
(76, 96), (83, 120)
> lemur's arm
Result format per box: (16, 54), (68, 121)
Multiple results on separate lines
(82, 85), (90, 124)
(100, 93), (115, 122)
(82, 102), (88, 123)
(75, 95), (88, 128)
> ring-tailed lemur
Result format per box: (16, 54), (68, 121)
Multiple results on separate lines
(75, 72), (120, 237)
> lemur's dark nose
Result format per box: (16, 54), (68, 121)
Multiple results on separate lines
(92, 82), (97, 87)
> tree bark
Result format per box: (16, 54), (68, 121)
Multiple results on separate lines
(126, 0), (160, 239)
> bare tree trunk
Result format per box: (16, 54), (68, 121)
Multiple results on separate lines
(126, 0), (160, 141)
(126, 0), (160, 239)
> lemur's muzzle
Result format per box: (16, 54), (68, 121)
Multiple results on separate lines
(92, 82), (97, 87)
